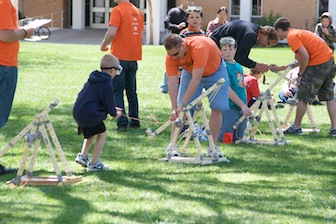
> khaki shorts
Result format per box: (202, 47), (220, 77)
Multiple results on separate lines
(297, 59), (335, 103)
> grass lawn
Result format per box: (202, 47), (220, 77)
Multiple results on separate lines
(0, 42), (335, 224)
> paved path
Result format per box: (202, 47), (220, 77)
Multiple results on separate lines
(24, 28), (107, 45)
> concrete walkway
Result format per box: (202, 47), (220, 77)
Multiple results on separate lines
(24, 28), (107, 45)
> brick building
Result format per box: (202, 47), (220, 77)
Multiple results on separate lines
(10, 0), (336, 45)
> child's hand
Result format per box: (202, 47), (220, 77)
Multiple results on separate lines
(115, 107), (123, 119)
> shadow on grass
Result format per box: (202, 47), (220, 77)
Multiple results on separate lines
(1, 100), (336, 223)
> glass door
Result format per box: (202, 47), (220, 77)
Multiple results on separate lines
(90, 0), (114, 28)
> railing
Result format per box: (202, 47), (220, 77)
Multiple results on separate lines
(24, 10), (65, 29)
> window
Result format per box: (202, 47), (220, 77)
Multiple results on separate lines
(319, 0), (328, 17)
(251, 0), (262, 23)
(230, 0), (240, 21)
(230, 0), (262, 22)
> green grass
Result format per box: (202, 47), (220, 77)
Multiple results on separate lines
(0, 42), (335, 224)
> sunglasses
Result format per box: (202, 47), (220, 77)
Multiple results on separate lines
(101, 65), (123, 75)
(170, 44), (182, 57)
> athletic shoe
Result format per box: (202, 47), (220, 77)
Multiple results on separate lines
(159, 86), (168, 93)
(117, 125), (127, 132)
(87, 158), (108, 171)
(0, 164), (14, 175)
(329, 128), (336, 137)
(75, 153), (90, 167)
(179, 123), (203, 140)
(198, 129), (208, 142)
(283, 124), (302, 135)
(207, 145), (223, 158)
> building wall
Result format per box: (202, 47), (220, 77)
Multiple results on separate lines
(263, 0), (318, 30)
(178, 0), (319, 31)
(20, 0), (70, 28)
(20, 0), (321, 31)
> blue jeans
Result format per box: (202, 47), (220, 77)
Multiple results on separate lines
(0, 65), (18, 129)
(159, 72), (168, 93)
(218, 108), (247, 142)
(177, 62), (229, 111)
(112, 60), (139, 127)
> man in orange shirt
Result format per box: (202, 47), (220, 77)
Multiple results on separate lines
(271, 17), (336, 136)
(0, 0), (34, 174)
(164, 34), (229, 157)
(100, 0), (144, 131)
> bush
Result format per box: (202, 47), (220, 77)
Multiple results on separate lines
(256, 11), (282, 26)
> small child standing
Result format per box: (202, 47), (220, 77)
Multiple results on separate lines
(73, 54), (122, 171)
(244, 69), (262, 107)
(218, 37), (251, 144)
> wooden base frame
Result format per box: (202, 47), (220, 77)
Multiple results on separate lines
(0, 98), (81, 186)
(6, 175), (82, 186)
(157, 78), (230, 165)
(234, 62), (301, 145)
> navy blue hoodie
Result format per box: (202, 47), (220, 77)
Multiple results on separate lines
(73, 70), (117, 127)
(210, 20), (260, 69)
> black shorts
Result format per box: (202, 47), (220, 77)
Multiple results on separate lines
(78, 121), (106, 139)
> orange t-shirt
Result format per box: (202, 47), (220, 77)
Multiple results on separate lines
(109, 2), (144, 61)
(287, 28), (334, 66)
(0, 0), (19, 67)
(166, 36), (221, 76)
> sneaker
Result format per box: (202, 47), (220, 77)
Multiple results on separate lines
(275, 103), (284, 109)
(75, 153), (90, 167)
(283, 124), (302, 135)
(207, 145), (223, 158)
(87, 158), (108, 171)
(159, 87), (168, 94)
(329, 128), (336, 137)
(198, 129), (208, 142)
(165, 144), (180, 157)
(179, 123), (203, 140)
(117, 125), (127, 132)
(171, 150), (180, 157)
(0, 164), (14, 175)
(179, 127), (189, 139)
(193, 123), (204, 137)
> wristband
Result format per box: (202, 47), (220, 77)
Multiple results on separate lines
(22, 29), (27, 38)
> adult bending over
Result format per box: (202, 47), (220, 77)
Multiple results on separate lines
(163, 34), (229, 157)
(211, 20), (278, 72)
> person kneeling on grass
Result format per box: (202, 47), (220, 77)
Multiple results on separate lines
(73, 54), (122, 171)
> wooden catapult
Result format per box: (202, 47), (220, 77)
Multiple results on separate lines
(233, 61), (319, 145)
(148, 78), (230, 165)
(279, 78), (320, 133)
(0, 98), (82, 186)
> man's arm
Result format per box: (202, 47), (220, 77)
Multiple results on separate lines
(167, 75), (180, 121)
(100, 26), (118, 51)
(295, 46), (309, 75)
(0, 28), (34, 42)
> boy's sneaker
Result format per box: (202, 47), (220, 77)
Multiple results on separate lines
(329, 128), (336, 137)
(75, 153), (90, 167)
(207, 145), (223, 158)
(283, 124), (302, 135)
(87, 158), (108, 171)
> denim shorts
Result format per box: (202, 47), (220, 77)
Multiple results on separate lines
(297, 59), (335, 103)
(177, 61), (229, 111)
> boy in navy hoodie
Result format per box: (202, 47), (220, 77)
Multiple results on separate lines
(73, 54), (122, 171)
